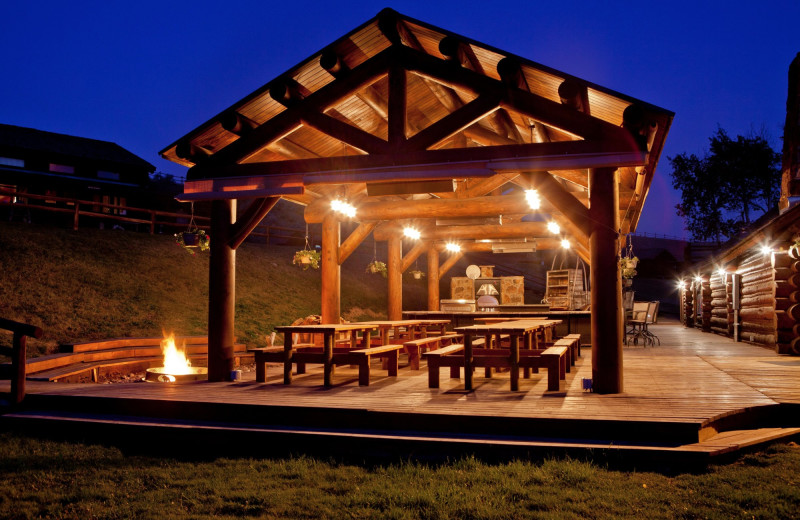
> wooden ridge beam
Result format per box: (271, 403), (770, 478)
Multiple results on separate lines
(188, 47), (394, 178)
(403, 94), (501, 151)
(397, 46), (631, 143)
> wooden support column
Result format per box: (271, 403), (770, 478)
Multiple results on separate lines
(208, 199), (236, 382)
(589, 167), (623, 394)
(428, 245), (440, 310)
(387, 234), (403, 320)
(321, 213), (341, 324)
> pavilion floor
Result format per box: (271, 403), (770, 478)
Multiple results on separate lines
(2, 318), (799, 466)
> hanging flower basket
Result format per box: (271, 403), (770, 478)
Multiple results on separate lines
(366, 260), (387, 278)
(293, 249), (321, 270)
(175, 229), (210, 255)
(619, 256), (639, 279)
(409, 269), (425, 280)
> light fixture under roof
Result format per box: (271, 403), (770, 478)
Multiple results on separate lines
(560, 238), (570, 249)
(547, 221), (560, 234)
(445, 242), (461, 253)
(403, 227), (421, 240)
(524, 189), (540, 210)
(331, 198), (356, 218)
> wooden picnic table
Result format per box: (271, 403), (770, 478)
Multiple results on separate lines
(275, 323), (378, 386)
(455, 319), (562, 391)
(357, 319), (451, 345)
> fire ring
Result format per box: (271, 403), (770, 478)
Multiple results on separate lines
(145, 366), (208, 383)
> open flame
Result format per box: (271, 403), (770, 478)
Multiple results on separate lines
(161, 333), (192, 375)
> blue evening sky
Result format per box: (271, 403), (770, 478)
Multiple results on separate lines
(2, 1), (797, 238)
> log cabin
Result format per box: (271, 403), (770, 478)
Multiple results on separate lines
(679, 52), (800, 355)
(160, 8), (673, 392)
(0, 123), (155, 215)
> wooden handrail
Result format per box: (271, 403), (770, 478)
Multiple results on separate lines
(0, 188), (306, 244)
(0, 317), (43, 405)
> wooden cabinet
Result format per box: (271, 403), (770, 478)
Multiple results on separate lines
(545, 269), (587, 310)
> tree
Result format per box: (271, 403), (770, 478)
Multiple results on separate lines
(669, 128), (781, 242)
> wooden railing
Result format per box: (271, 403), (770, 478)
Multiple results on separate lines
(0, 189), (307, 245)
(0, 318), (43, 405)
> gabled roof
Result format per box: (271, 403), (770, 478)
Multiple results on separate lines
(0, 123), (155, 172)
(161, 8), (673, 249)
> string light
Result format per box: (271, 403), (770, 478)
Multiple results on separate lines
(445, 242), (461, 253)
(547, 221), (560, 234)
(403, 227), (421, 240)
(331, 199), (356, 218)
(524, 189), (540, 210)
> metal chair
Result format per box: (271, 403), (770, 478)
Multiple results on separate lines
(626, 301), (651, 346)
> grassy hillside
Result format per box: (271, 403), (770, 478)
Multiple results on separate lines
(0, 221), (415, 354)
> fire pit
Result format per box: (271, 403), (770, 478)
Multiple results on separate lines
(145, 333), (208, 383)
(145, 366), (207, 383)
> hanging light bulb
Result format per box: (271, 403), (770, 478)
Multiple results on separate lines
(560, 238), (570, 249)
(445, 242), (461, 253)
(331, 199), (356, 218)
(547, 221), (560, 234)
(403, 227), (421, 240)
(524, 189), (540, 210)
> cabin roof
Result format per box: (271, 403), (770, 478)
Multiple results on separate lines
(160, 8), (673, 250)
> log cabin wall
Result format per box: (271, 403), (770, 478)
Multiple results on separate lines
(738, 251), (776, 345)
(700, 276), (712, 332)
(682, 283), (695, 328)
(774, 248), (800, 354)
(709, 272), (731, 337)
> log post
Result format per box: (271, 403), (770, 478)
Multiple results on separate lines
(387, 234), (402, 320)
(427, 245), (440, 310)
(321, 212), (341, 324)
(589, 167), (623, 394)
(208, 199), (236, 382)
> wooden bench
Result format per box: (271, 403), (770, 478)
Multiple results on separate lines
(541, 346), (568, 391)
(562, 333), (582, 360)
(250, 343), (314, 382)
(402, 333), (463, 370)
(346, 344), (404, 386)
(424, 344), (568, 391)
(423, 344), (465, 388)
(252, 344), (404, 386)
(553, 336), (581, 369)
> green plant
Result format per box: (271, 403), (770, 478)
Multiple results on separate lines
(174, 229), (210, 255)
(366, 260), (387, 278)
(293, 249), (321, 270)
(409, 269), (425, 280)
(619, 256), (639, 278)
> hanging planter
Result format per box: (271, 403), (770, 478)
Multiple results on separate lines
(619, 235), (638, 279)
(292, 225), (320, 270)
(409, 270), (425, 280)
(293, 249), (321, 270)
(366, 260), (387, 278)
(175, 229), (210, 255)
(174, 203), (209, 255)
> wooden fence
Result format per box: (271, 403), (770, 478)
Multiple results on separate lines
(0, 189), (306, 245)
(0, 317), (43, 405)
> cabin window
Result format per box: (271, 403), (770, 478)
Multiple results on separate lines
(0, 157), (24, 168)
(49, 163), (74, 174)
(97, 170), (120, 181)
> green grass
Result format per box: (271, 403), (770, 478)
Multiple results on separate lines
(0, 433), (798, 519)
(0, 221), (414, 354)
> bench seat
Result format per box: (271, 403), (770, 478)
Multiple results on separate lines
(402, 333), (462, 370)
(423, 344), (465, 388)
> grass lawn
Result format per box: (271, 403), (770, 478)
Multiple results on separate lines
(0, 433), (798, 519)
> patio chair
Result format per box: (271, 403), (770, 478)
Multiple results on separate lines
(625, 301), (650, 346)
(642, 301), (660, 345)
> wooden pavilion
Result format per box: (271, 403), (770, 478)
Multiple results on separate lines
(160, 8), (673, 393)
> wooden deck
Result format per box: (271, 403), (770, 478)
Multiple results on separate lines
(2, 319), (799, 465)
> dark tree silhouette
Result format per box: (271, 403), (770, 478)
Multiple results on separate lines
(669, 128), (781, 242)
